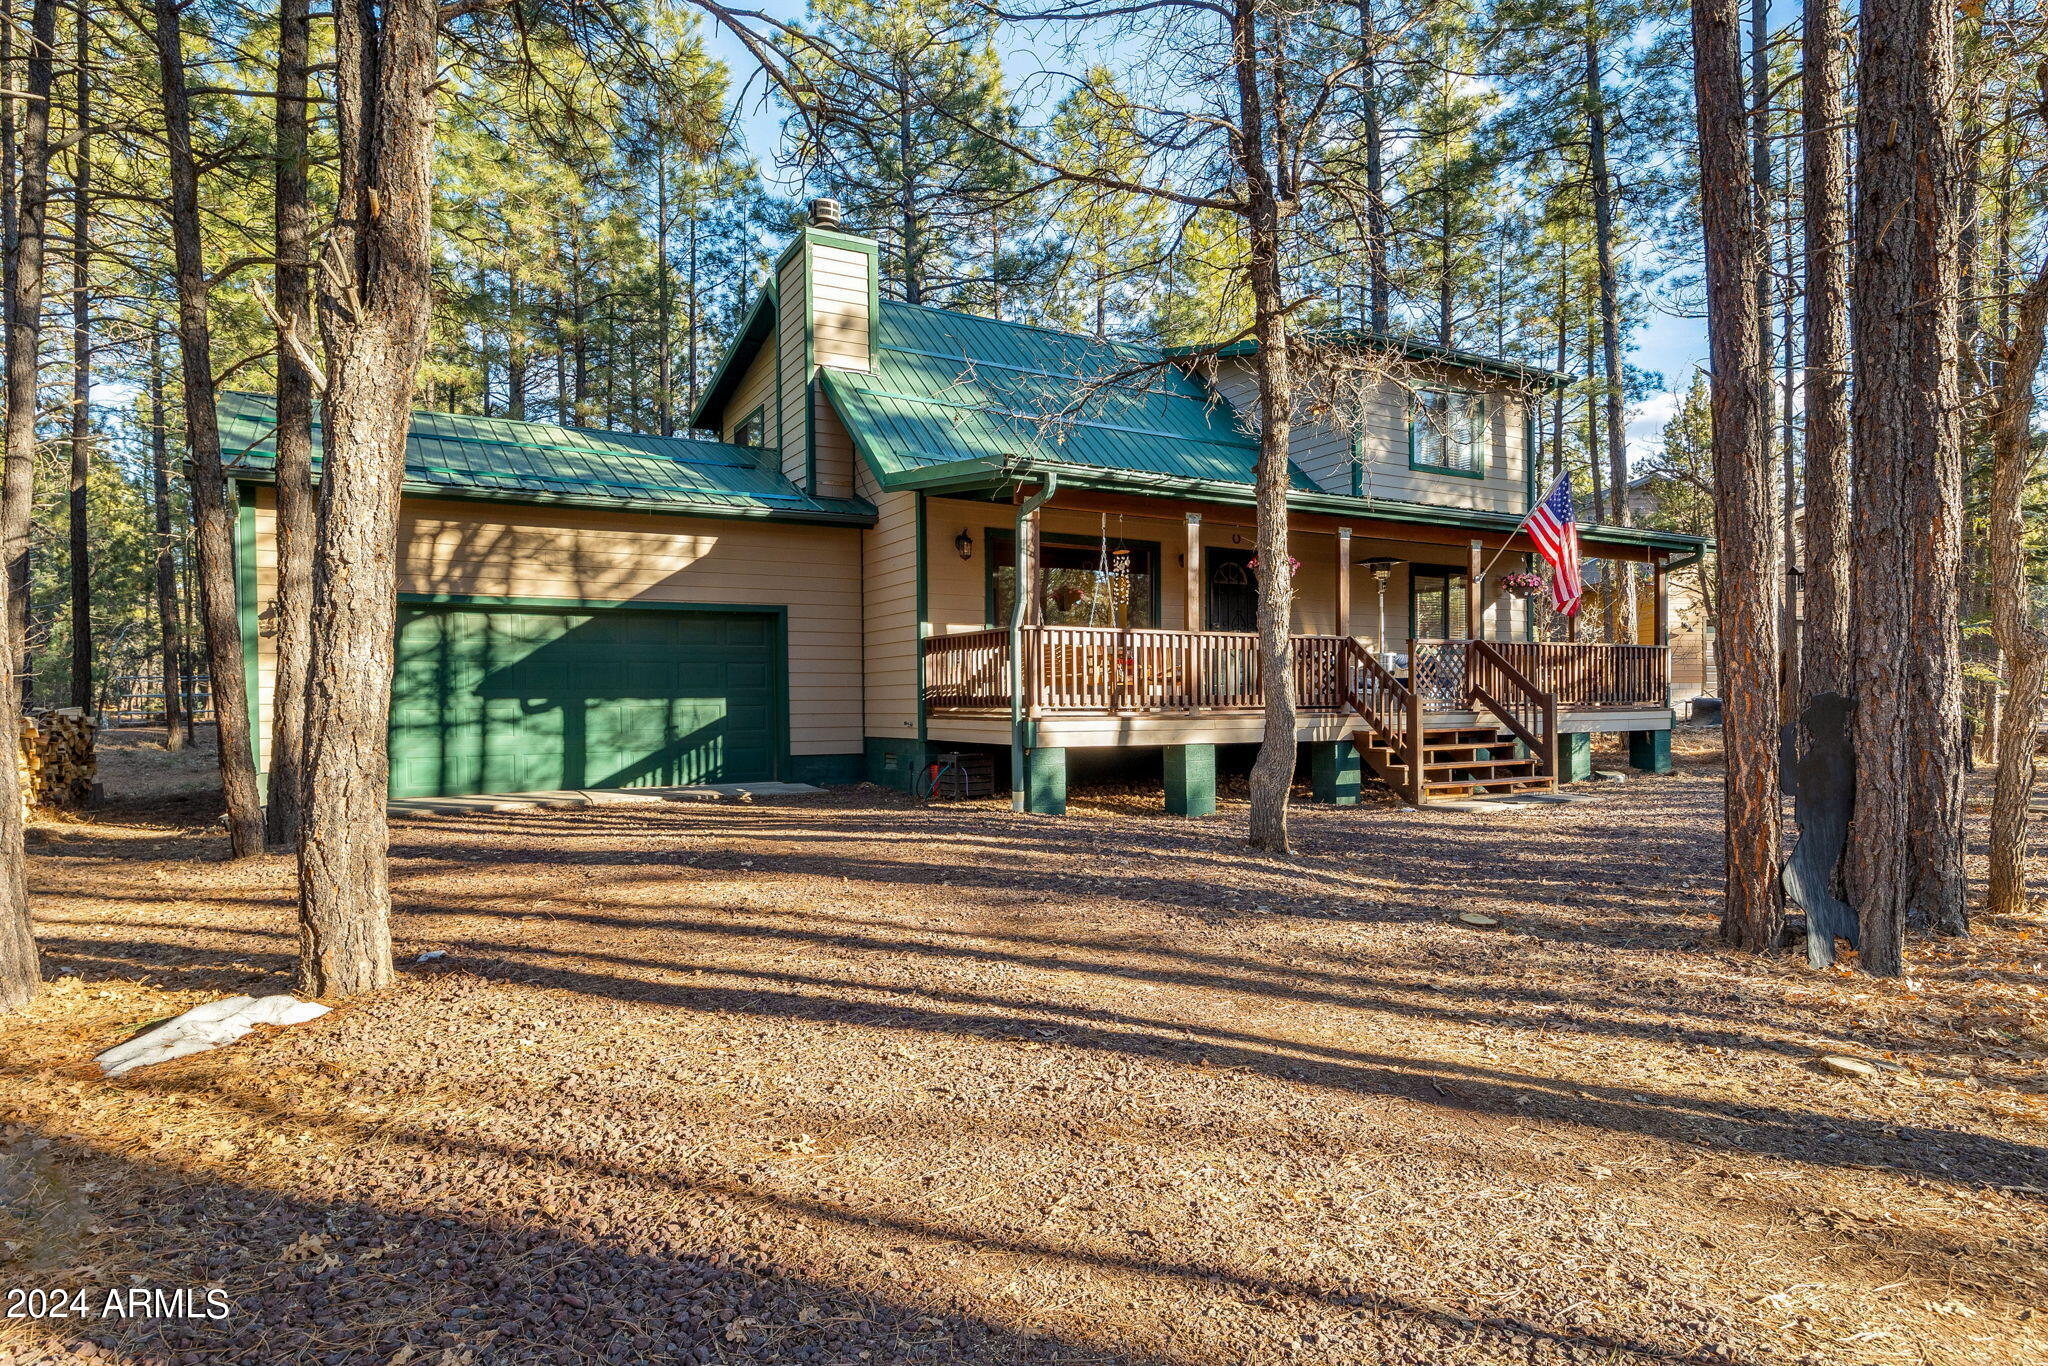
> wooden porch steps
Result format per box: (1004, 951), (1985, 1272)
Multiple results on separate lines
(1334, 638), (1565, 809)
(1353, 723), (1558, 806)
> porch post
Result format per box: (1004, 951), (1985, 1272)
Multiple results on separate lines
(1628, 729), (1673, 774)
(1466, 538), (1484, 639)
(1335, 528), (1352, 637)
(1184, 513), (1204, 706)
(1652, 556), (1670, 646)
(1309, 740), (1361, 805)
(1164, 743), (1216, 817)
(1025, 745), (1067, 815)
(1558, 731), (1593, 783)
(1024, 503), (1045, 627)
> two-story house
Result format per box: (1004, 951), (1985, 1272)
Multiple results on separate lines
(224, 203), (1705, 813)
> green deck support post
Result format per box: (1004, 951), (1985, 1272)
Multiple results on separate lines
(1025, 746), (1067, 816)
(1309, 740), (1361, 805)
(1558, 732), (1593, 784)
(1628, 729), (1673, 775)
(1164, 743), (1216, 817)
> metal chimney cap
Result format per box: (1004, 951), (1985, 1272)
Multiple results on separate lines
(809, 198), (843, 229)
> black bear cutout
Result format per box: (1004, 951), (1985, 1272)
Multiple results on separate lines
(1780, 692), (1859, 969)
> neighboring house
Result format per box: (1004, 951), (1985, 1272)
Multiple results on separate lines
(226, 203), (1706, 812)
(1624, 474), (1720, 707)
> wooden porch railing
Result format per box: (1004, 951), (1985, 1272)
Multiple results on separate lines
(923, 629), (1012, 710)
(1336, 638), (1418, 767)
(923, 628), (1668, 717)
(1488, 641), (1667, 709)
(1467, 640), (1559, 778)
(1409, 639), (1668, 711)
(923, 626), (1354, 714)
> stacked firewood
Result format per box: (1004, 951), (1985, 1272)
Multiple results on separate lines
(18, 707), (96, 812)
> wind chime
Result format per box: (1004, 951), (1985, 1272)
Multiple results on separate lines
(1087, 513), (1134, 628)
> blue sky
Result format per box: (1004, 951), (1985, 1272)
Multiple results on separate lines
(697, 9), (1711, 467)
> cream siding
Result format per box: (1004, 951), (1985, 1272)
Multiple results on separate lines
(809, 393), (857, 502)
(721, 341), (778, 451)
(919, 498), (1524, 646)
(858, 460), (921, 741)
(1210, 358), (1535, 514)
(803, 242), (871, 501)
(244, 491), (864, 775)
(775, 250), (810, 490)
(809, 243), (872, 373)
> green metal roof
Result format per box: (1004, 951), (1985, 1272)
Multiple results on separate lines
(216, 391), (874, 525)
(813, 303), (1699, 554)
(1178, 330), (1574, 387)
(823, 302), (1323, 494)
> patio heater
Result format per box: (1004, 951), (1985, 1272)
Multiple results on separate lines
(1361, 557), (1400, 654)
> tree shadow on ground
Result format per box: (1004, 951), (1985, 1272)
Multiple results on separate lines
(6, 1067), (1768, 1366)
(0, 1121), (1169, 1366)
(36, 920), (2048, 1201)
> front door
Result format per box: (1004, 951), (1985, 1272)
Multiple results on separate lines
(1205, 549), (1258, 631)
(1410, 568), (1469, 641)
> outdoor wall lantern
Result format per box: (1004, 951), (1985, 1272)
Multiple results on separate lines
(955, 530), (974, 560)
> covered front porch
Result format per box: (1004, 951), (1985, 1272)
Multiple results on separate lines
(924, 628), (1670, 725)
(911, 485), (1694, 811)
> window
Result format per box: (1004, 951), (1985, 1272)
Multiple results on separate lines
(732, 405), (767, 448)
(1409, 389), (1487, 477)
(1410, 567), (1468, 640)
(987, 530), (1159, 629)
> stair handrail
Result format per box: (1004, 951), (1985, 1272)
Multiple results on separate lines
(1466, 639), (1558, 781)
(1336, 638), (1414, 756)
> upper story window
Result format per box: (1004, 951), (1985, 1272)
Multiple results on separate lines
(1409, 389), (1487, 478)
(732, 405), (767, 449)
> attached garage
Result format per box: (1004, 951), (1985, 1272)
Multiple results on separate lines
(388, 602), (783, 799)
(222, 393), (875, 801)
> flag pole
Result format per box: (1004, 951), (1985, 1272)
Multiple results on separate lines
(1477, 470), (1568, 583)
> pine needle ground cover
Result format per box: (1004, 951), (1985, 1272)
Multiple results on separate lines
(2, 729), (2043, 1366)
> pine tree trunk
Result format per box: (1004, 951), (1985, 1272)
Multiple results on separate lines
(1, 0), (46, 695)
(656, 147), (673, 438)
(1846, 0), (1964, 968)
(1692, 0), (1783, 952)
(1231, 0), (1297, 856)
(151, 0), (265, 859)
(1360, 0), (1389, 333)
(149, 332), (187, 751)
(298, 0), (440, 997)
(506, 269), (525, 420)
(0, 0), (53, 1014)
(1798, 0), (1850, 706)
(1748, 0), (1774, 527)
(1586, 29), (1636, 643)
(1983, 259), (2048, 919)
(67, 10), (89, 711)
(571, 254), (588, 425)
(265, 0), (315, 851)
(686, 211), (699, 420)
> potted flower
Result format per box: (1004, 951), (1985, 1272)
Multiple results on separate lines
(1499, 570), (1544, 600)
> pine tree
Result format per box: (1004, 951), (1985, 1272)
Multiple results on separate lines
(1043, 70), (1164, 338)
(791, 0), (1038, 308)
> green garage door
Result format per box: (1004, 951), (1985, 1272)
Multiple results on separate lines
(389, 604), (780, 799)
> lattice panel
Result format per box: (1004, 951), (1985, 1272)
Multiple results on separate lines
(1410, 642), (1468, 709)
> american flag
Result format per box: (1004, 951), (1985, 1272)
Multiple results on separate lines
(1524, 476), (1583, 616)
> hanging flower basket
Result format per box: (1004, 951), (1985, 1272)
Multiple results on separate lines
(1246, 554), (1302, 575)
(1499, 571), (1544, 600)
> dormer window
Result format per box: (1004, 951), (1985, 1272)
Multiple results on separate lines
(1409, 389), (1487, 478)
(732, 405), (767, 449)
